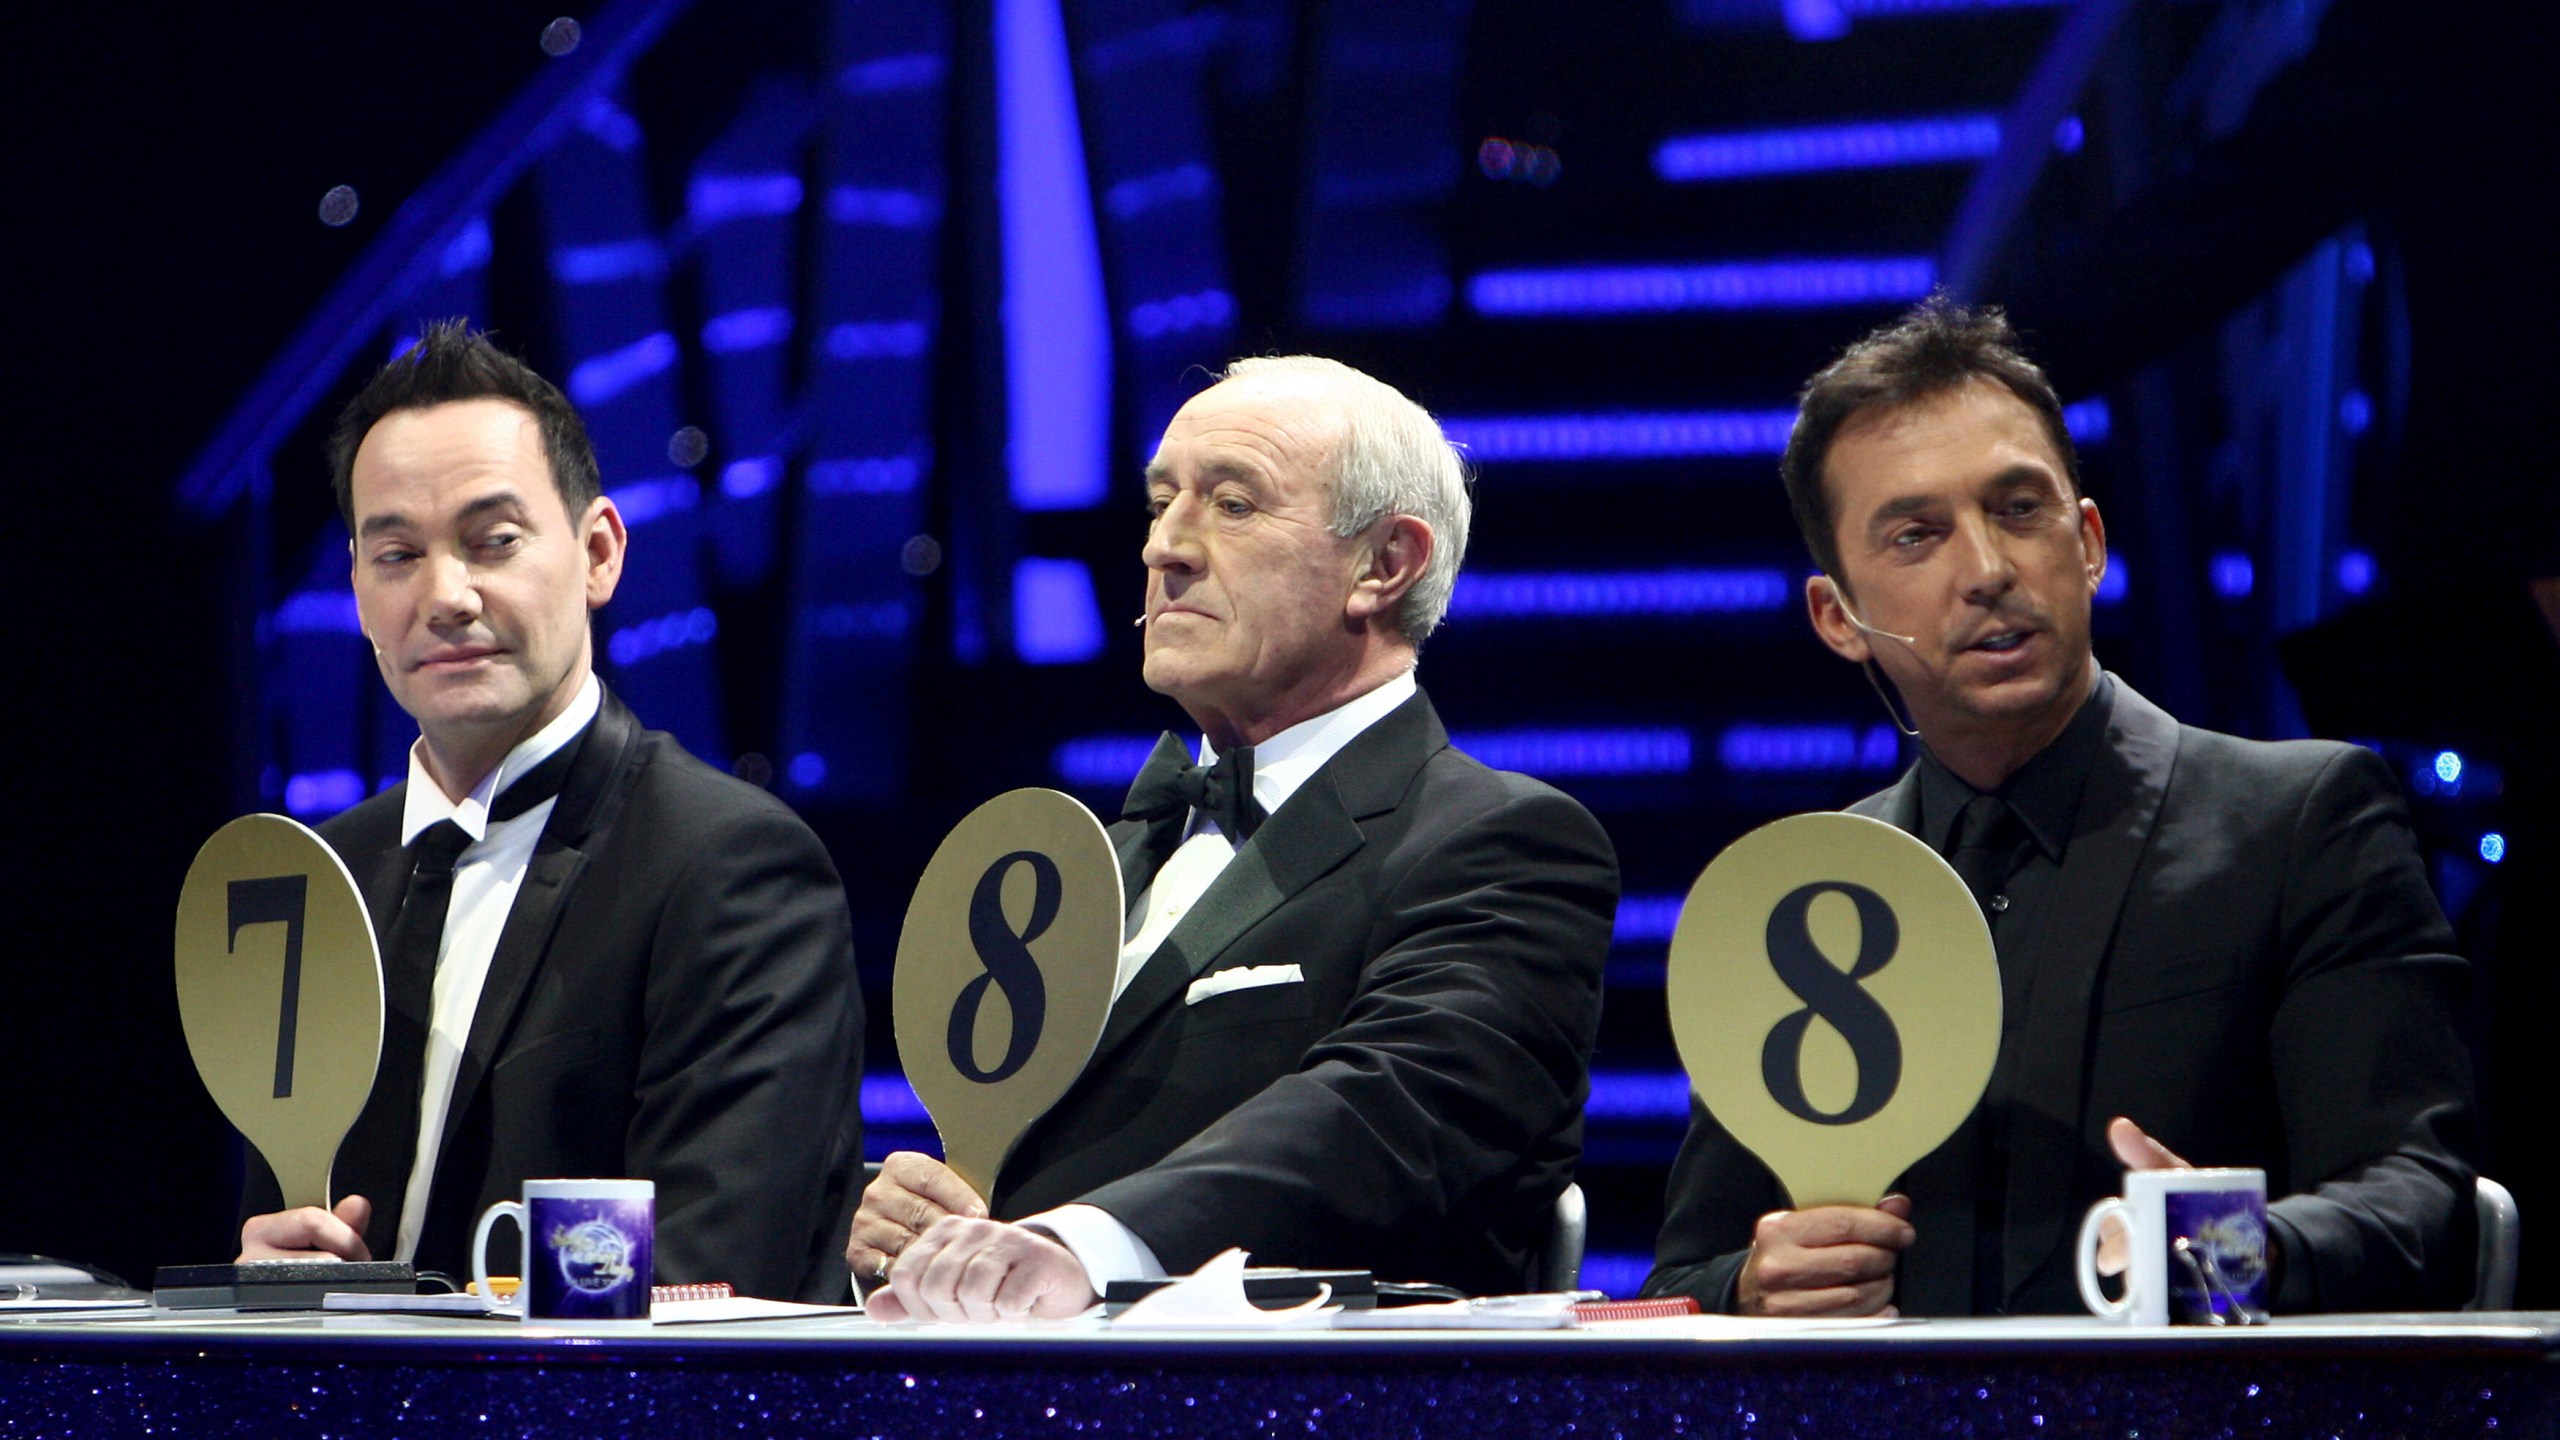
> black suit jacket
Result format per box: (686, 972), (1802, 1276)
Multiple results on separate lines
(245, 690), (864, 1301)
(991, 689), (1617, 1296)
(1647, 679), (2478, 1314)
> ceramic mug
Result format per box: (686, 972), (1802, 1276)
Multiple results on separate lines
(472, 1178), (655, 1327)
(2075, 1167), (2269, 1326)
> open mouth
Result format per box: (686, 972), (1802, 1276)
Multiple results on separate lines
(1969, 630), (2030, 654)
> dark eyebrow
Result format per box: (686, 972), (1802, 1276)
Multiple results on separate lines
(356, 491), (531, 539)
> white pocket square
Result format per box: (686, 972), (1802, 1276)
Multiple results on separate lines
(1185, 964), (1305, 1005)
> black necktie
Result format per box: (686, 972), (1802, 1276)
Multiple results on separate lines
(330, 741), (581, 1256)
(1948, 793), (2033, 919)
(1945, 791), (2033, 1312)
(1122, 732), (1266, 843)
(335, 818), (472, 1256)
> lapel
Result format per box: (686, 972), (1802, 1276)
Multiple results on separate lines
(430, 690), (636, 1165)
(1083, 689), (1447, 1068)
(1997, 677), (2179, 1302)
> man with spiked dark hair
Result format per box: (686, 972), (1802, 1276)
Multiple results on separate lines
(1647, 298), (2478, 1317)
(236, 323), (865, 1301)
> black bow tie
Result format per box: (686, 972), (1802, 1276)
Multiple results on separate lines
(1122, 732), (1265, 843)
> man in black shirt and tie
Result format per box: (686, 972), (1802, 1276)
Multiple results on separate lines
(856, 355), (1618, 1321)
(1644, 299), (2478, 1317)
(234, 324), (863, 1300)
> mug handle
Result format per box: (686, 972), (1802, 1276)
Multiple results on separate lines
(2076, 1198), (2137, 1322)
(473, 1200), (526, 1317)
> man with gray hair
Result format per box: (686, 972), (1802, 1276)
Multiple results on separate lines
(855, 356), (1618, 1320)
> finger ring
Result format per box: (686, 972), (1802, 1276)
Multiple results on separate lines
(872, 1255), (890, 1282)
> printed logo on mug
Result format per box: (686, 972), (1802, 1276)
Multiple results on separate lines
(2075, 1167), (2269, 1326)
(474, 1179), (656, 1327)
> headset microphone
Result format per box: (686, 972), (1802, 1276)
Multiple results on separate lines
(1822, 578), (1922, 737)
(1838, 603), (1918, 648)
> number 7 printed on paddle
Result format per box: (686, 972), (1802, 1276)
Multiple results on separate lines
(1666, 813), (2000, 1208)
(894, 789), (1124, 1198)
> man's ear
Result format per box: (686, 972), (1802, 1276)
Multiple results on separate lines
(1806, 573), (1872, 664)
(1346, 514), (1433, 626)
(2077, 495), (2108, 596)
(582, 495), (629, 610)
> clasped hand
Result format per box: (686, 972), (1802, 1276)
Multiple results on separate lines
(849, 1152), (1097, 1322)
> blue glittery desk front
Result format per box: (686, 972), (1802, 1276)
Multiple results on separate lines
(3, 1310), (2552, 1438)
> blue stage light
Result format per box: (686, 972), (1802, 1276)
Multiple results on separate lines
(1013, 558), (1106, 664)
(1442, 409), (1798, 462)
(720, 456), (781, 499)
(999, 0), (1111, 511)
(2210, 553), (2255, 600)
(2481, 833), (2506, 864)
(1449, 569), (1794, 618)
(1654, 114), (1999, 183)
(608, 606), (718, 667)
(606, 476), (699, 527)
(1469, 257), (1936, 317)
(823, 320), (931, 361)
(551, 238), (666, 286)
(827, 185), (941, 229)
(806, 454), (922, 496)
(1576, 1252), (1656, 1300)
(836, 51), (948, 96)
(271, 591), (361, 636)
(1718, 723), (1905, 774)
(702, 306), (794, 355)
(804, 601), (915, 640)
(2337, 550), (2376, 596)
(687, 172), (803, 225)
(860, 1074), (932, 1124)
(1452, 729), (1693, 777)
(1052, 735), (1165, 789)
(1613, 894), (1685, 946)
(1586, 1070), (1698, 1121)
(1127, 288), (1235, 340)
(2063, 397), (2110, 443)
(1104, 161), (1217, 219)
(1447, 399), (2107, 464)
(2434, 751), (2464, 785)
(567, 331), (678, 406)
(2095, 557), (2129, 606)
(788, 752), (829, 789)
(284, 770), (365, 817)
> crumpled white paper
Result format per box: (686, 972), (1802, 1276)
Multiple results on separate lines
(1110, 1249), (1338, 1329)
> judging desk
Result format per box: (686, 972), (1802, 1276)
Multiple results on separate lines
(3, 1309), (2555, 1438)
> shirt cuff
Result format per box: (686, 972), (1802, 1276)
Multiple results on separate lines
(1020, 1204), (1167, 1290)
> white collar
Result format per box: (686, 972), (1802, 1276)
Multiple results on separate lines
(1199, 669), (1417, 820)
(399, 673), (602, 846)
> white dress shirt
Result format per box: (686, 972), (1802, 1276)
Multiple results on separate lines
(388, 674), (600, 1265)
(1025, 669), (1419, 1291)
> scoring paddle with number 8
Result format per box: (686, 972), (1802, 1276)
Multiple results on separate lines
(1668, 813), (1999, 1209)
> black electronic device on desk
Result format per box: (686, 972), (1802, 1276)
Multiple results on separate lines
(1102, 1268), (1379, 1316)
(153, 1260), (418, 1311)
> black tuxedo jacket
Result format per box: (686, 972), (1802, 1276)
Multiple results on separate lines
(991, 689), (1617, 1296)
(245, 690), (864, 1301)
(1647, 679), (2478, 1314)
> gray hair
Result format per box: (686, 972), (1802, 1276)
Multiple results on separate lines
(1218, 355), (1473, 646)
